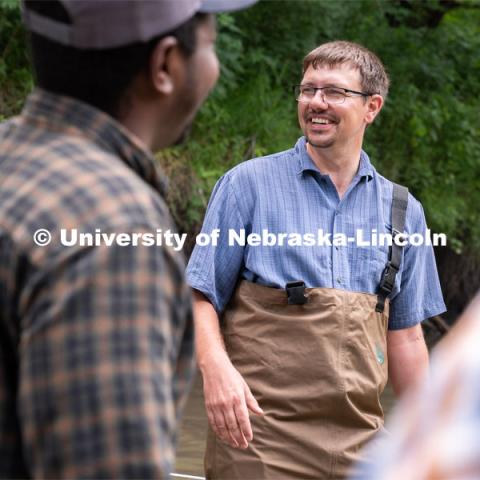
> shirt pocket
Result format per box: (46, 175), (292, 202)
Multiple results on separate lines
(356, 223), (393, 275)
(357, 225), (391, 265)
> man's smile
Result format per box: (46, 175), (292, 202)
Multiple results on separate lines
(307, 114), (338, 131)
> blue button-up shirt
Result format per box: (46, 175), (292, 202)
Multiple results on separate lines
(187, 137), (446, 329)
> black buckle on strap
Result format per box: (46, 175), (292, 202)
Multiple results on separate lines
(376, 262), (399, 313)
(378, 262), (399, 296)
(286, 281), (308, 305)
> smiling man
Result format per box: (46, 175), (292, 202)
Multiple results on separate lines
(187, 41), (446, 479)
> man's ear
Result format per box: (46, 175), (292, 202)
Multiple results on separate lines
(149, 36), (180, 96)
(365, 94), (384, 125)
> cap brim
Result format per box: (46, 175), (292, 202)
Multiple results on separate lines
(199, 0), (259, 13)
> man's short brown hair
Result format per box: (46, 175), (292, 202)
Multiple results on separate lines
(303, 41), (390, 100)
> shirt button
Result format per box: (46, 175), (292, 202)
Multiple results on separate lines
(337, 277), (343, 284)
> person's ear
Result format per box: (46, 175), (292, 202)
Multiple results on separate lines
(149, 36), (180, 96)
(365, 94), (384, 125)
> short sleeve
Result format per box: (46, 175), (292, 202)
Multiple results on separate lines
(186, 174), (247, 313)
(388, 197), (446, 330)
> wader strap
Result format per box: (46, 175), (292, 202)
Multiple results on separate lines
(376, 183), (409, 313)
(286, 281), (308, 305)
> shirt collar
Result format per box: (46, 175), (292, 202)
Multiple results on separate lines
(21, 88), (167, 195)
(295, 136), (375, 180)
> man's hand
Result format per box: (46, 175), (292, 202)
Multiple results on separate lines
(201, 352), (264, 449)
(192, 289), (264, 448)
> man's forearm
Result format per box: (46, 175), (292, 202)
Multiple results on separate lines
(192, 289), (263, 448)
(192, 289), (229, 371)
(387, 324), (429, 397)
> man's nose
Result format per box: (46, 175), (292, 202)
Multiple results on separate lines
(309, 90), (329, 108)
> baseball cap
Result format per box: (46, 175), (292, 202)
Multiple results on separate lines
(22, 0), (258, 50)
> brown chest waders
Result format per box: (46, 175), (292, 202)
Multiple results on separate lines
(205, 184), (408, 479)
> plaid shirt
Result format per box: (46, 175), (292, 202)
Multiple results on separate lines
(0, 89), (195, 479)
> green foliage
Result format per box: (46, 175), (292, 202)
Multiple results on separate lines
(361, 2), (480, 250)
(166, 0), (480, 254)
(0, 1), (32, 120)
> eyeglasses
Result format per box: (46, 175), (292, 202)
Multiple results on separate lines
(293, 85), (375, 104)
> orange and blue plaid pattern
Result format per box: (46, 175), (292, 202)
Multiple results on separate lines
(0, 89), (195, 478)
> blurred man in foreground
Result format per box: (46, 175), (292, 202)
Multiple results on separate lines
(0, 1), (256, 477)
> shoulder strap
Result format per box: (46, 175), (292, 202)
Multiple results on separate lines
(376, 183), (409, 313)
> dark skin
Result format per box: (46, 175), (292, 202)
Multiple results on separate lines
(121, 15), (219, 152)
